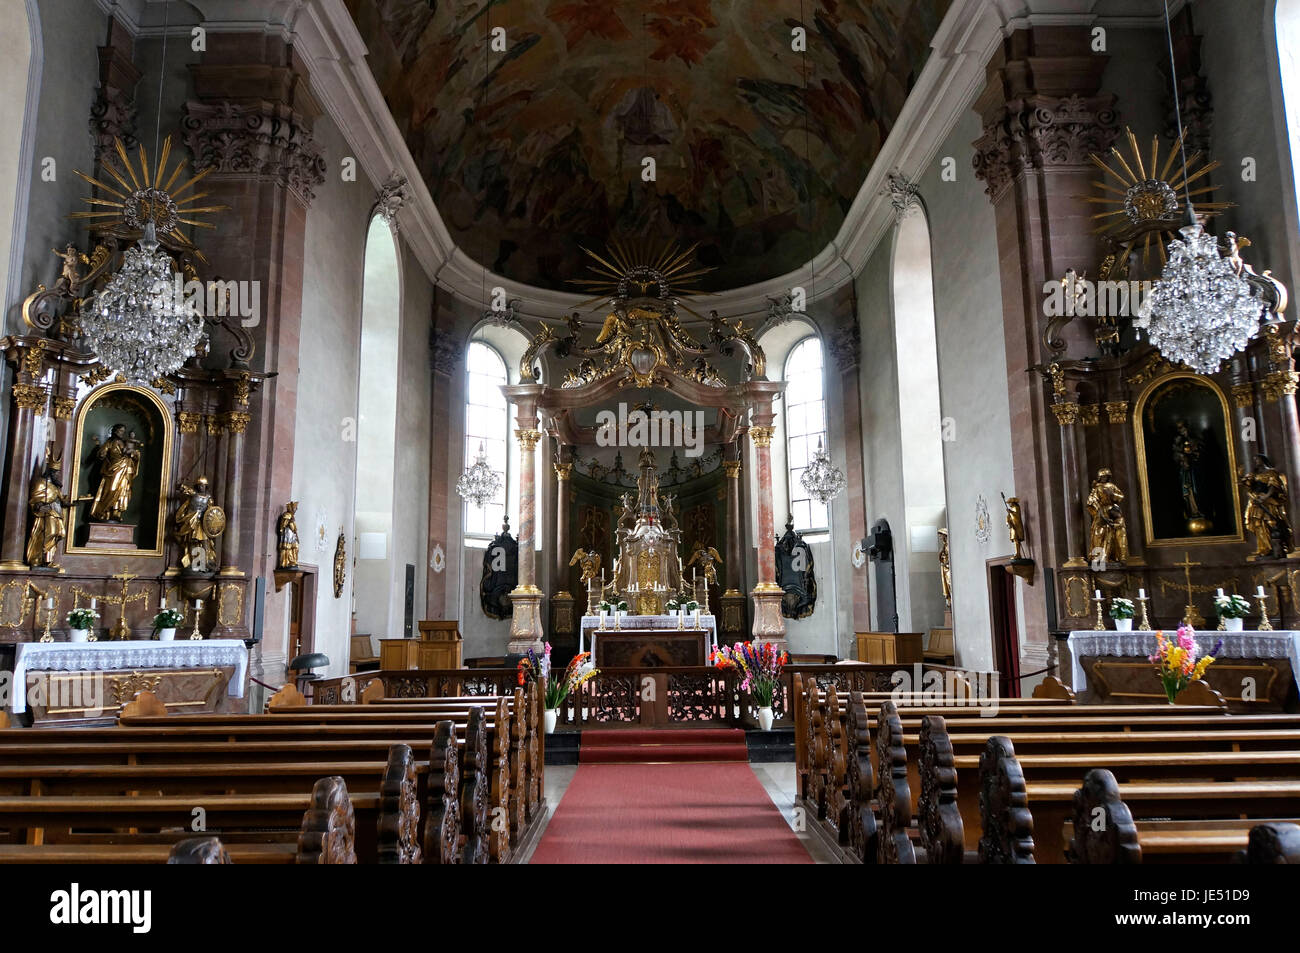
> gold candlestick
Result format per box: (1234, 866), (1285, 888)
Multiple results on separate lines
(1256, 593), (1274, 631)
(190, 600), (204, 640)
(1136, 596), (1152, 631)
(1093, 594), (1105, 631)
(39, 602), (55, 642)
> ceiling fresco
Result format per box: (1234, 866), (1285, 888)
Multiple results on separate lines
(352, 0), (952, 292)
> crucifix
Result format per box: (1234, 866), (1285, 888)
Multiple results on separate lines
(103, 571), (150, 641)
(1173, 551), (1204, 628)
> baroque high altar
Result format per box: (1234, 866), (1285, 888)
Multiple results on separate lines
(501, 241), (787, 653)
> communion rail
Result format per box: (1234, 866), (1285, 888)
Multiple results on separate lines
(311, 662), (978, 728)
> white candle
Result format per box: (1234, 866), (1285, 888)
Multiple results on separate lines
(1138, 589), (1146, 599)
(90, 598), (96, 609)
(194, 600), (201, 609)
(1257, 585), (1267, 597)
(45, 597), (53, 609)
(1094, 589), (1101, 600)
(1217, 588), (1225, 598)
(161, 598), (166, 609)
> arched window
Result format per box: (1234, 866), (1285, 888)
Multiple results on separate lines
(463, 341), (508, 536)
(784, 336), (828, 532)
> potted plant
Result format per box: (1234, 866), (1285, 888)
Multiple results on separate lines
(711, 640), (789, 730)
(1213, 593), (1251, 632)
(684, 599), (700, 628)
(152, 606), (184, 641)
(66, 606), (98, 642)
(1149, 626), (1220, 704)
(1109, 597), (1135, 632)
(542, 650), (598, 733)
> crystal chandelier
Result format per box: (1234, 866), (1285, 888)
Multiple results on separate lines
(1138, 1), (1265, 374)
(1137, 226), (1264, 374)
(800, 436), (846, 505)
(79, 222), (206, 383)
(456, 440), (503, 508)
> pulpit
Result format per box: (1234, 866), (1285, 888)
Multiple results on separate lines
(381, 620), (463, 670)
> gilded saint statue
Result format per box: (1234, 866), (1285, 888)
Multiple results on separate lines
(277, 501), (300, 569)
(26, 449), (70, 568)
(88, 424), (142, 522)
(937, 527), (952, 608)
(173, 476), (224, 572)
(1172, 419), (1210, 534)
(1002, 494), (1026, 559)
(1086, 468), (1130, 564)
(1241, 453), (1292, 559)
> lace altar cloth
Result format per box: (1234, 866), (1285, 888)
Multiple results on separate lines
(1066, 630), (1300, 694)
(580, 614), (717, 656)
(11, 639), (249, 713)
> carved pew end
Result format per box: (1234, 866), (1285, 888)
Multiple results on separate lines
(1032, 675), (1075, 702)
(121, 691), (167, 718)
(268, 682), (307, 710)
(1066, 769), (1140, 864)
(168, 836), (232, 864)
(1238, 823), (1300, 864)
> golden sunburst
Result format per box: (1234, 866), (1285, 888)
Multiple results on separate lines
(69, 136), (227, 262)
(570, 239), (716, 305)
(1082, 128), (1232, 275)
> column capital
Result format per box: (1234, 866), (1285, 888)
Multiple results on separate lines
(721, 460), (742, 479)
(1050, 402), (1081, 426)
(12, 383), (46, 412)
(749, 425), (775, 448)
(1103, 400), (1129, 425)
(516, 428), (543, 451)
(225, 411), (252, 435)
(553, 462), (573, 480)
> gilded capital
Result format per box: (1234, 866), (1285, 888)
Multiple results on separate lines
(721, 460), (742, 479)
(749, 425), (775, 448)
(1078, 404), (1100, 427)
(1050, 401), (1080, 426)
(1103, 400), (1128, 425)
(553, 462), (573, 481)
(225, 411), (251, 435)
(1262, 370), (1300, 402)
(52, 396), (77, 420)
(1231, 382), (1255, 409)
(516, 428), (542, 450)
(177, 411), (201, 435)
(12, 383), (46, 412)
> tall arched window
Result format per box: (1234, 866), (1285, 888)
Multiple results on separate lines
(463, 341), (508, 536)
(785, 336), (828, 532)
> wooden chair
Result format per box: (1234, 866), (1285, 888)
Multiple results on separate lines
(924, 628), (955, 665)
(349, 634), (379, 673)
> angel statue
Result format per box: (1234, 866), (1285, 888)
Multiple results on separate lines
(686, 542), (723, 586)
(569, 548), (602, 584)
(172, 476), (225, 572)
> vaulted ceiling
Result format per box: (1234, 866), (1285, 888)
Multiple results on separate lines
(350, 0), (952, 293)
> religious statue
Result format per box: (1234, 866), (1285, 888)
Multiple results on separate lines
(686, 543), (723, 586)
(937, 527), (952, 608)
(1086, 468), (1129, 564)
(568, 548), (602, 585)
(1002, 494), (1026, 559)
(660, 493), (680, 536)
(1241, 453), (1292, 558)
(172, 476), (224, 572)
(1172, 419), (1210, 533)
(26, 448), (69, 568)
(88, 424), (142, 522)
(277, 501), (300, 569)
(333, 531), (347, 598)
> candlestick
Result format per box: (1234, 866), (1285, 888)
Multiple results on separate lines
(1256, 592), (1274, 631)
(1257, 585), (1267, 598)
(1093, 591), (1105, 631)
(190, 599), (204, 640)
(1136, 595), (1152, 631)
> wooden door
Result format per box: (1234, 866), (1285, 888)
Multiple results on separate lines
(988, 563), (1022, 698)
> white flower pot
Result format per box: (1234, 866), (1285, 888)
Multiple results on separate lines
(158, 627), (177, 642)
(757, 706), (774, 731)
(1113, 618), (1132, 632)
(69, 628), (90, 643)
(543, 709), (557, 734)
(1225, 617), (1244, 632)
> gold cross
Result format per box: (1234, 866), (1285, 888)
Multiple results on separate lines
(102, 571), (150, 640)
(1173, 551), (1203, 627)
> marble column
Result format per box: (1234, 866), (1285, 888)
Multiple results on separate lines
(550, 460), (575, 639)
(1053, 401), (1085, 566)
(720, 453), (747, 639)
(220, 410), (249, 576)
(508, 418), (545, 653)
(0, 344), (47, 569)
(748, 410), (786, 648)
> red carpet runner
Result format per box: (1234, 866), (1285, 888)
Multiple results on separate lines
(529, 729), (812, 864)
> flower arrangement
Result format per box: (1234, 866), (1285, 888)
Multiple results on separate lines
(1213, 593), (1251, 619)
(517, 643), (551, 687)
(544, 651), (598, 711)
(152, 607), (184, 631)
(66, 607), (99, 630)
(710, 640), (789, 708)
(1108, 597), (1135, 620)
(664, 598), (699, 613)
(1148, 626), (1220, 704)
(597, 599), (628, 613)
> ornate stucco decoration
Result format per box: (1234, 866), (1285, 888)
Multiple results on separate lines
(827, 322), (861, 373)
(882, 169), (922, 222)
(429, 327), (462, 377)
(373, 172), (410, 231)
(181, 101), (327, 206)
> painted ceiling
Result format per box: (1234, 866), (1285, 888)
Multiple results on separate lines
(353, 0), (952, 292)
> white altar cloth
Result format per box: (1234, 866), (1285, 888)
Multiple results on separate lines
(1066, 629), (1300, 694)
(10, 639), (249, 713)
(579, 613), (718, 656)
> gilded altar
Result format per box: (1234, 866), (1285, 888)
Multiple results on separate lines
(604, 448), (686, 614)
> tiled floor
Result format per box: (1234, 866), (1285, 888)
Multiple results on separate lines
(518, 760), (840, 864)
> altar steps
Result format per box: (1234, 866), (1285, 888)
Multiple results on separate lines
(578, 728), (749, 764)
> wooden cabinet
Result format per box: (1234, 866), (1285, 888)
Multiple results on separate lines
(380, 621), (464, 670)
(855, 631), (923, 665)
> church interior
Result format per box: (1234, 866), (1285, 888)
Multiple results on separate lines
(2, 0), (1300, 889)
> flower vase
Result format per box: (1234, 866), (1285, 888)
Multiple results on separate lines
(158, 628), (177, 642)
(1225, 617), (1244, 632)
(543, 709), (557, 734)
(757, 706), (774, 731)
(69, 628), (90, 643)
(1114, 618), (1132, 632)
